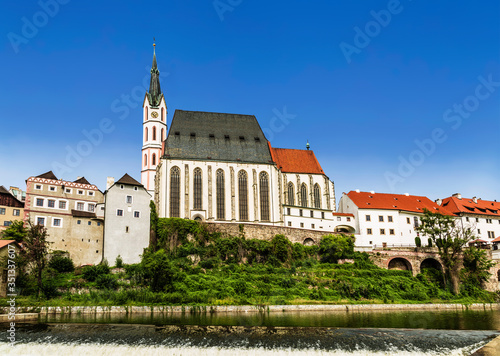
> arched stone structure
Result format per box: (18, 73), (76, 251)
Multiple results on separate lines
(388, 257), (413, 272)
(334, 225), (355, 234)
(303, 238), (315, 246)
(420, 258), (442, 272)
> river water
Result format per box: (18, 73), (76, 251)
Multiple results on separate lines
(1, 308), (499, 355)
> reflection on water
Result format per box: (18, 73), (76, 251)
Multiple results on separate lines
(39, 308), (500, 330)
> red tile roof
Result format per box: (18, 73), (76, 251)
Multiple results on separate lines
(269, 143), (324, 175)
(441, 196), (500, 217)
(332, 213), (355, 217)
(0, 240), (18, 250)
(492, 236), (500, 243)
(346, 191), (454, 215)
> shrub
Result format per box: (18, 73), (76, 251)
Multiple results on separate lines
(115, 255), (123, 268)
(96, 274), (118, 290)
(83, 263), (110, 282)
(49, 256), (75, 273)
(319, 235), (354, 263)
(271, 235), (292, 263)
(415, 236), (421, 247)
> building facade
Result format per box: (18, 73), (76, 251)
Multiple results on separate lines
(439, 194), (500, 244)
(103, 174), (151, 264)
(0, 186), (24, 232)
(24, 171), (104, 265)
(339, 191), (452, 249)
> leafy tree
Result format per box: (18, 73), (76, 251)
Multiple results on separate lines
(48, 255), (75, 273)
(460, 246), (495, 290)
(21, 221), (52, 297)
(141, 249), (175, 292)
(416, 209), (474, 294)
(271, 234), (292, 263)
(149, 201), (159, 250)
(319, 234), (354, 263)
(115, 255), (123, 268)
(1, 220), (27, 242)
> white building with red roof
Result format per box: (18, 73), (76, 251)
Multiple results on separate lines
(339, 190), (453, 249)
(439, 193), (500, 244)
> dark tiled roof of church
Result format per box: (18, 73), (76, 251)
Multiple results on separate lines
(74, 177), (91, 185)
(164, 110), (273, 164)
(36, 171), (58, 180)
(269, 145), (325, 174)
(0, 185), (10, 195)
(115, 173), (143, 187)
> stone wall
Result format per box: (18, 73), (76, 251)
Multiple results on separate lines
(204, 222), (330, 244)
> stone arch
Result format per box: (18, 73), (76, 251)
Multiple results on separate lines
(334, 225), (355, 233)
(192, 214), (203, 222)
(497, 270), (500, 282)
(388, 257), (412, 272)
(420, 258), (442, 272)
(303, 238), (315, 246)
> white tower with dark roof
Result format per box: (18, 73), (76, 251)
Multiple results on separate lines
(141, 42), (167, 195)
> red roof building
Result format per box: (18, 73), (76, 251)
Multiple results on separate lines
(269, 143), (325, 175)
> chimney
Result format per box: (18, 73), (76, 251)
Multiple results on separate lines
(355, 189), (360, 193)
(106, 177), (115, 190)
(472, 196), (477, 204)
(452, 193), (462, 200)
(435, 198), (442, 206)
(404, 193), (409, 196)
(370, 190), (375, 194)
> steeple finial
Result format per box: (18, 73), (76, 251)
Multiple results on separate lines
(148, 40), (162, 107)
(306, 140), (310, 150)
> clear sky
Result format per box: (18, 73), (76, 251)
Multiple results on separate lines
(1, 0), (499, 204)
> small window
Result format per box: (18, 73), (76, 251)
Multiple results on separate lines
(49, 186), (56, 191)
(486, 219), (492, 224)
(13, 209), (20, 216)
(77, 202), (84, 211)
(299, 209), (303, 217)
(125, 226), (129, 233)
(48, 200), (55, 208)
(53, 218), (61, 227)
(36, 198), (44, 207)
(239, 136), (245, 141)
(389, 229), (395, 235)
(288, 221), (292, 227)
(88, 191), (94, 196)
(35, 184), (42, 190)
(379, 216), (384, 222)
(37, 217), (45, 226)
(65, 188), (71, 193)
(300, 223), (304, 227)
(190, 132), (196, 138)
(174, 131), (180, 136)
(380, 228), (385, 235)
(120, 185), (124, 190)
(126, 196), (133, 204)
(59, 201), (66, 209)
(478, 229), (481, 234)
(0, 208), (5, 215)
(78, 190), (84, 195)
(287, 208), (291, 215)
(311, 224), (315, 228)
(4, 221), (11, 226)
(347, 217), (351, 222)
(366, 215), (371, 222)
(224, 135), (230, 140)
(97, 222), (101, 226)
(466, 217), (469, 222)
(88, 221), (91, 226)
(117, 209), (123, 216)
(209, 134), (215, 139)
(134, 187), (138, 191)
(77, 220), (81, 225)
(134, 211), (140, 218)
(337, 216), (341, 221)
(310, 210), (314, 218)
(367, 228), (372, 235)
(476, 218), (479, 222)
(321, 212), (325, 219)
(254, 137), (260, 142)
(96, 250), (99, 254)
(406, 217), (410, 224)
(388, 216), (393, 222)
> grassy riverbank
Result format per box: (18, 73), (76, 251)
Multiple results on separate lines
(2, 218), (498, 308)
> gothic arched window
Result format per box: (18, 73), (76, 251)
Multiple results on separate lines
(144, 154), (147, 167)
(287, 182), (295, 205)
(161, 128), (164, 142)
(216, 169), (225, 220)
(300, 183), (308, 207)
(145, 127), (148, 141)
(238, 170), (248, 221)
(161, 107), (165, 122)
(193, 168), (202, 210)
(146, 107), (148, 120)
(152, 153), (156, 166)
(259, 172), (270, 221)
(170, 166), (180, 217)
(314, 184), (321, 209)
(153, 126), (157, 141)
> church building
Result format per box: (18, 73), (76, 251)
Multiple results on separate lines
(142, 48), (340, 232)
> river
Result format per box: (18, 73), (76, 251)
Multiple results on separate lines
(1, 308), (499, 355)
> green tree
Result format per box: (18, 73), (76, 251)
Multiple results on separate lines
(1, 220), (27, 242)
(460, 246), (495, 290)
(271, 234), (292, 263)
(319, 234), (354, 263)
(21, 221), (52, 297)
(416, 209), (474, 295)
(141, 249), (175, 292)
(150, 201), (159, 250)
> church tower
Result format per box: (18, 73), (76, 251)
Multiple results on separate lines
(141, 43), (167, 195)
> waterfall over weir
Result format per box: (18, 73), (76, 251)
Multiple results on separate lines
(1, 323), (498, 355)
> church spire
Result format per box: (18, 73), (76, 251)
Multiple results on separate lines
(148, 40), (162, 107)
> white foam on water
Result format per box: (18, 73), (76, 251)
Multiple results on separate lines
(0, 342), (486, 356)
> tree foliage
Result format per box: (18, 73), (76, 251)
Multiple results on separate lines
(416, 209), (474, 294)
(141, 248), (176, 292)
(1, 220), (27, 242)
(319, 234), (355, 263)
(460, 246), (495, 291)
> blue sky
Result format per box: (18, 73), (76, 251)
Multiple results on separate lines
(1, 0), (499, 203)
